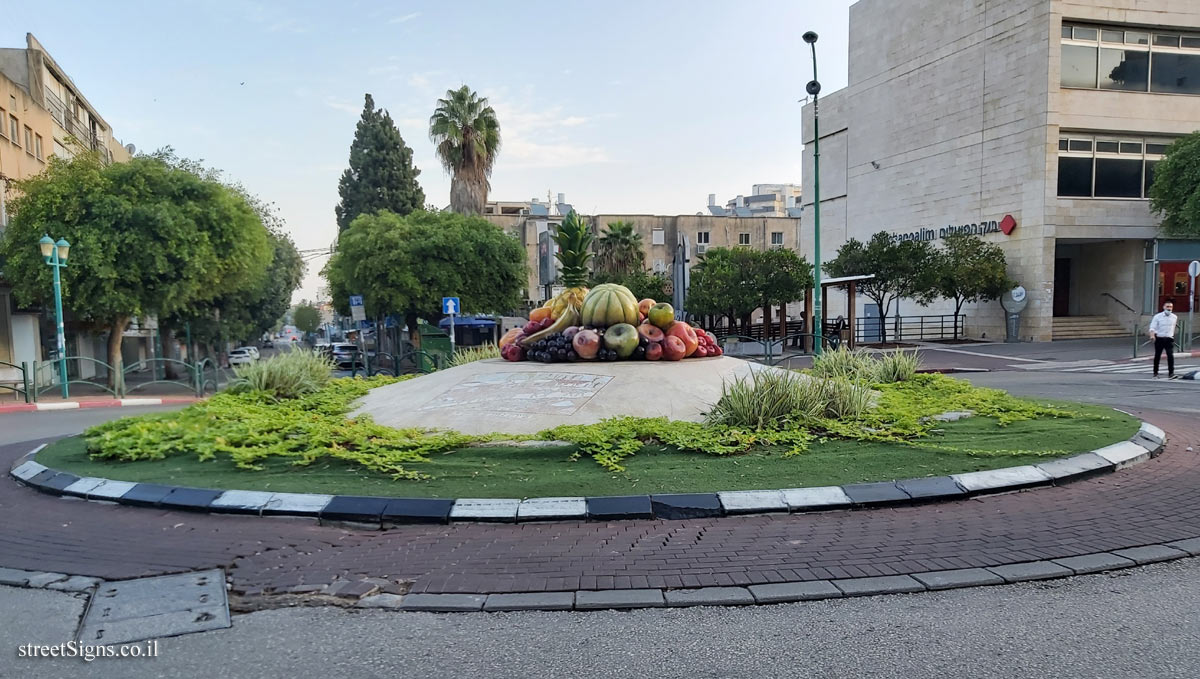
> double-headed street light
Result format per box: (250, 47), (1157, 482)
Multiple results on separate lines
(39, 234), (71, 398)
(803, 30), (824, 355)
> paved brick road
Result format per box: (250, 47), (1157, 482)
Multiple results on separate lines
(1, 411), (1197, 596)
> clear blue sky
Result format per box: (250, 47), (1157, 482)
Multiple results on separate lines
(9, 1), (855, 301)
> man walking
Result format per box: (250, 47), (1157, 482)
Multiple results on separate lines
(1149, 300), (1179, 379)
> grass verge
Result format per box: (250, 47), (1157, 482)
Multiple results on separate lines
(39, 401), (1136, 499)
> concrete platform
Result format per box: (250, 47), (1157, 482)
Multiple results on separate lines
(352, 356), (785, 435)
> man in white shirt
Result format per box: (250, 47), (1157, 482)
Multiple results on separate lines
(1148, 300), (1179, 379)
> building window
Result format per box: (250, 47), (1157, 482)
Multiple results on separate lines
(1057, 134), (1172, 199)
(24, 126), (33, 154)
(770, 232), (784, 246)
(651, 228), (665, 245)
(738, 233), (751, 246)
(0, 106), (6, 139)
(1062, 22), (1200, 95)
(34, 134), (43, 160)
(8, 116), (17, 146)
(696, 231), (710, 244)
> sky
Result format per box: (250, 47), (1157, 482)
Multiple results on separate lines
(9, 0), (855, 302)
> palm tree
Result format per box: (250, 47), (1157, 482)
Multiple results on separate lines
(428, 85), (501, 215)
(595, 221), (644, 276)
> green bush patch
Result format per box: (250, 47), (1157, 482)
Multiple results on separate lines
(51, 372), (1139, 498)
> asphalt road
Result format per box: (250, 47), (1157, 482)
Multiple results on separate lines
(5, 557), (1199, 679)
(1, 406), (186, 447)
(963, 371), (1200, 416)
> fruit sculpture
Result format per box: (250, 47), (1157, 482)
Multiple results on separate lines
(580, 283), (640, 327)
(503, 286), (723, 363)
(518, 210), (591, 348)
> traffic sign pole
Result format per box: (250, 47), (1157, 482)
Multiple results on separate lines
(442, 297), (460, 356)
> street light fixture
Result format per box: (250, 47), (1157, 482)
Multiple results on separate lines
(39, 233), (71, 398)
(802, 30), (824, 355)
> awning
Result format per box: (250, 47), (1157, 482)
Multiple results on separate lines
(438, 316), (497, 328)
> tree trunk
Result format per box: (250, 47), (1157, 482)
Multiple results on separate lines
(107, 317), (129, 392)
(450, 175), (487, 215)
(160, 326), (179, 379)
(763, 303), (772, 341)
(874, 297), (889, 345)
(406, 312), (421, 350)
(779, 303), (787, 342)
(953, 298), (965, 340)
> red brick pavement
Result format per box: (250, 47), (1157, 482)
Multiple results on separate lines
(1, 410), (1197, 596)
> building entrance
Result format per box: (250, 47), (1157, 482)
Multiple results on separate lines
(1053, 258), (1071, 317)
(1157, 260), (1198, 313)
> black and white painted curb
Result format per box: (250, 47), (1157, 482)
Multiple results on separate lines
(7, 423), (1166, 527)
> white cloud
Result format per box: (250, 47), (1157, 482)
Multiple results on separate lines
(501, 138), (610, 169)
(486, 95), (609, 169)
(323, 96), (361, 116)
(389, 12), (421, 24)
(408, 73), (431, 88)
(560, 116), (588, 127)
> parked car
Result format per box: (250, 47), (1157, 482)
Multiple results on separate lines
(260, 338), (274, 349)
(228, 348), (257, 366)
(329, 343), (362, 369)
(236, 346), (260, 360)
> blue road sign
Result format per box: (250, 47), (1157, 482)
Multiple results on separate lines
(349, 295), (364, 307)
(442, 297), (460, 315)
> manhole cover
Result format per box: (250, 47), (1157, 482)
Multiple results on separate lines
(77, 569), (230, 645)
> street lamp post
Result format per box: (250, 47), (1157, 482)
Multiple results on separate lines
(39, 234), (71, 398)
(803, 31), (824, 355)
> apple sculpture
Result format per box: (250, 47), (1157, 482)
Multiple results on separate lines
(604, 323), (640, 359)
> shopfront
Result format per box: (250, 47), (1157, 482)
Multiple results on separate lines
(1148, 240), (1200, 313)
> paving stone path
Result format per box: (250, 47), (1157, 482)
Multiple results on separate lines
(1, 412), (1197, 597)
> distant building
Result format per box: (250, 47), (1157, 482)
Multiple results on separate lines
(706, 184), (802, 218)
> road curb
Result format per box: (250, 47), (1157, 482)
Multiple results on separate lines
(0, 398), (199, 414)
(9, 422), (1166, 526)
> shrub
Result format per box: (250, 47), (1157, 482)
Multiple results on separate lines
(873, 350), (920, 384)
(810, 348), (876, 382)
(818, 378), (875, 420)
(450, 343), (500, 367)
(225, 349), (334, 399)
(705, 369), (818, 429)
(810, 348), (921, 384)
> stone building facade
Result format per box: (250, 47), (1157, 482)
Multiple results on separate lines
(802, 0), (1200, 341)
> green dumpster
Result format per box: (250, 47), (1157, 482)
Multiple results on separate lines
(416, 323), (451, 371)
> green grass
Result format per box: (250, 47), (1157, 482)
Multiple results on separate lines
(38, 402), (1136, 499)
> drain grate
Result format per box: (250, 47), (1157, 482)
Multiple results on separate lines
(77, 569), (230, 645)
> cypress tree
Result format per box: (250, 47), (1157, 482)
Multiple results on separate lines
(335, 93), (425, 231)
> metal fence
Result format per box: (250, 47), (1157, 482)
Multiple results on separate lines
(854, 315), (966, 343)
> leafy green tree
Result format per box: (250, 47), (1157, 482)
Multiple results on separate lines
(292, 301), (321, 334)
(429, 85), (501, 215)
(1149, 132), (1200, 237)
(1, 150), (269, 385)
(324, 210), (526, 347)
(753, 248), (813, 339)
(825, 232), (936, 343)
(932, 232), (1012, 338)
(589, 269), (670, 302)
(335, 93), (425, 231)
(594, 221), (644, 277)
(686, 248), (761, 333)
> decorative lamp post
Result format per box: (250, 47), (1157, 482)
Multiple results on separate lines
(39, 234), (71, 398)
(803, 30), (824, 355)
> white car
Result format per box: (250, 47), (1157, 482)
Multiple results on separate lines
(228, 348), (257, 366)
(236, 346), (261, 360)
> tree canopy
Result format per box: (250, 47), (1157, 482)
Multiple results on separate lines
(825, 232), (936, 342)
(335, 93), (425, 231)
(324, 210), (526, 344)
(1, 149), (270, 380)
(292, 301), (321, 334)
(1149, 132), (1200, 237)
(686, 247), (811, 334)
(931, 232), (1012, 337)
(594, 221), (644, 277)
(429, 85), (500, 215)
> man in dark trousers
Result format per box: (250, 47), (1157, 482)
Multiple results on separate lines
(1148, 299), (1179, 379)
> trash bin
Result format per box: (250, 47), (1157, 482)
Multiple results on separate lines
(999, 286), (1028, 343)
(416, 323), (452, 371)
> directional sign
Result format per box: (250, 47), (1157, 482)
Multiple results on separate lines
(1190, 260), (1200, 279)
(442, 297), (460, 315)
(349, 295), (365, 322)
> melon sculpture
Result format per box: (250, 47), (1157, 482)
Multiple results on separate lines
(581, 284), (640, 328)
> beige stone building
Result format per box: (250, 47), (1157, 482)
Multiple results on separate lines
(802, 0), (1200, 341)
(0, 33), (133, 383)
(484, 212), (802, 312)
